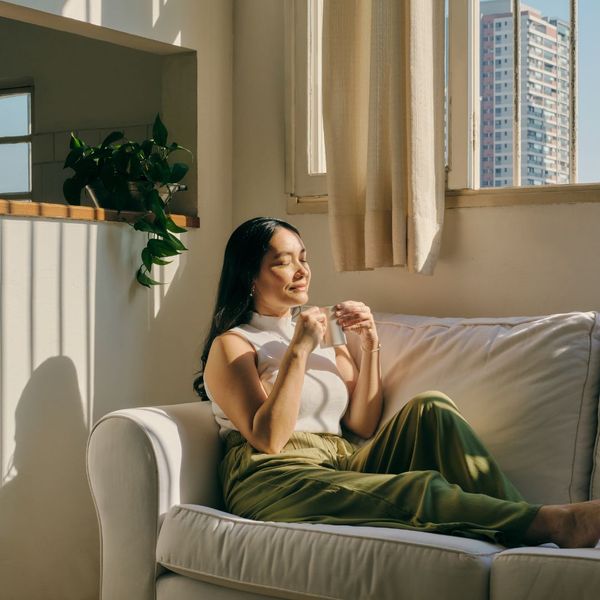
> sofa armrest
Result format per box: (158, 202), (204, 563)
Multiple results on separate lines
(86, 401), (222, 600)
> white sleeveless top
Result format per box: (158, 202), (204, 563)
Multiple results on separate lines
(205, 311), (350, 439)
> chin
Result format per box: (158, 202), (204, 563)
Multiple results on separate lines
(288, 291), (309, 305)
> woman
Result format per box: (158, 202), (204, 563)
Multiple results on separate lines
(195, 216), (600, 548)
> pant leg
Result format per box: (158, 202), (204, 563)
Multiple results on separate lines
(220, 430), (540, 547)
(346, 390), (525, 501)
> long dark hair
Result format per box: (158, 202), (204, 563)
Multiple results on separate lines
(193, 217), (302, 399)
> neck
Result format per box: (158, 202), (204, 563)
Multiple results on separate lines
(252, 304), (292, 318)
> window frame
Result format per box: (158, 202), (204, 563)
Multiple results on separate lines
(284, 0), (328, 205)
(286, 0), (600, 215)
(0, 85), (34, 200)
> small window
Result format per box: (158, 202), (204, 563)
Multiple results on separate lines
(285, 0), (327, 200)
(0, 87), (32, 199)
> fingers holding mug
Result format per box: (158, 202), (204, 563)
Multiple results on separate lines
(294, 306), (327, 351)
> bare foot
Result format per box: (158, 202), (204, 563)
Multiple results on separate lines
(526, 501), (600, 548)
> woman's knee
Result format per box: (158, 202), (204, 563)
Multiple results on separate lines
(408, 390), (457, 411)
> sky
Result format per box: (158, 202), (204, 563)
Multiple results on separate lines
(0, 1), (598, 193)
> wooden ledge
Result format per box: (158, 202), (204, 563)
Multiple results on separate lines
(0, 199), (200, 228)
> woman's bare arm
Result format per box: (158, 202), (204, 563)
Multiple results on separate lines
(336, 344), (383, 439)
(204, 308), (325, 453)
(342, 348), (382, 438)
(334, 301), (383, 439)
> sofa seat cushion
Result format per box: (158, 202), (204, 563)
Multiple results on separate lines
(345, 311), (600, 504)
(157, 504), (503, 600)
(491, 546), (600, 600)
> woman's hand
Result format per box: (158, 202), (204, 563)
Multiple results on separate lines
(291, 306), (327, 353)
(335, 301), (379, 352)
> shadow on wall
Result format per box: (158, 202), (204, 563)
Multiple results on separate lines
(0, 356), (98, 600)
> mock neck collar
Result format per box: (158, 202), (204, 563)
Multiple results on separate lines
(249, 311), (295, 338)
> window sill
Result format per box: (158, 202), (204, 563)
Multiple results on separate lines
(286, 183), (600, 214)
(0, 199), (200, 228)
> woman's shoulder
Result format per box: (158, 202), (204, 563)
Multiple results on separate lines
(206, 330), (257, 376)
(215, 328), (255, 350)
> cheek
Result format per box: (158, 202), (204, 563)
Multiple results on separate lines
(261, 270), (291, 292)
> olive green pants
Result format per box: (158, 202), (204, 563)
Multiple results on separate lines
(220, 391), (541, 546)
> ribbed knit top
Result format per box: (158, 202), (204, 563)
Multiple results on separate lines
(205, 311), (349, 439)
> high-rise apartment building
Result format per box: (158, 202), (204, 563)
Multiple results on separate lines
(480, 0), (570, 187)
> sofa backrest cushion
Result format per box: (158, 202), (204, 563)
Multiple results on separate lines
(346, 311), (600, 504)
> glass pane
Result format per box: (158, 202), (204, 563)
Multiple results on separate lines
(522, 0), (570, 187)
(0, 143), (31, 193)
(577, 1), (600, 183)
(480, 0), (571, 188)
(480, 0), (516, 188)
(307, 0), (326, 175)
(0, 92), (31, 137)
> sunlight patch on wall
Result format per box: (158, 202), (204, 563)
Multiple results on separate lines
(0, 219), (97, 485)
(61, 0), (89, 23)
(151, 250), (181, 319)
(61, 222), (97, 429)
(153, 0), (161, 27)
(1, 220), (32, 485)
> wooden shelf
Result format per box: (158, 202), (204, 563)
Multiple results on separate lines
(0, 199), (200, 228)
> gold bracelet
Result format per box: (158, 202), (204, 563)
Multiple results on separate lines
(362, 343), (381, 353)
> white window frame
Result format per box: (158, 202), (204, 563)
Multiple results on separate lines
(287, 0), (600, 214)
(0, 85), (33, 200)
(284, 0), (328, 211)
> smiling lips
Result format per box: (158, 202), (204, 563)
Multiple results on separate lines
(290, 284), (307, 292)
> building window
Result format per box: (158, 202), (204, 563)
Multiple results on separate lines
(0, 87), (32, 199)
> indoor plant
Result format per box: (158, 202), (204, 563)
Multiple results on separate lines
(63, 114), (192, 287)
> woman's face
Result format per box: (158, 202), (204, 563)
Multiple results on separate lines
(252, 227), (310, 316)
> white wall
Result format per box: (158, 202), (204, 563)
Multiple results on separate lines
(0, 1), (232, 599)
(233, 0), (600, 318)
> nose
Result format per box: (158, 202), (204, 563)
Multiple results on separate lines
(295, 262), (308, 278)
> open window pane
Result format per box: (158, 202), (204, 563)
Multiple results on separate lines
(577, 1), (600, 183)
(307, 0), (326, 175)
(480, 0), (516, 188)
(479, 0), (571, 188)
(0, 142), (31, 193)
(0, 92), (31, 137)
(524, 0), (570, 188)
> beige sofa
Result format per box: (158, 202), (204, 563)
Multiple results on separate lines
(87, 311), (600, 600)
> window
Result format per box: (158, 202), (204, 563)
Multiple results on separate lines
(285, 0), (327, 201)
(288, 0), (599, 213)
(468, 0), (599, 191)
(0, 87), (32, 199)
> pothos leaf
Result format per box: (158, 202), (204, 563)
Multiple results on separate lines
(165, 216), (187, 234)
(152, 113), (168, 147)
(101, 130), (124, 148)
(147, 238), (180, 257)
(141, 247), (153, 271)
(136, 267), (161, 287)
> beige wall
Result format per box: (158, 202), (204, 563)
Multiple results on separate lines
(233, 0), (600, 318)
(0, 1), (232, 599)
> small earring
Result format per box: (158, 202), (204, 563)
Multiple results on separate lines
(249, 286), (255, 298)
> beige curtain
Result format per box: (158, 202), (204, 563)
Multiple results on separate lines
(322, 0), (445, 275)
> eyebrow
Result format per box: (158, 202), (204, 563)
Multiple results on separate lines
(273, 248), (306, 259)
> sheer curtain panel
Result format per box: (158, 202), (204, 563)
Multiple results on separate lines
(322, 0), (445, 274)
